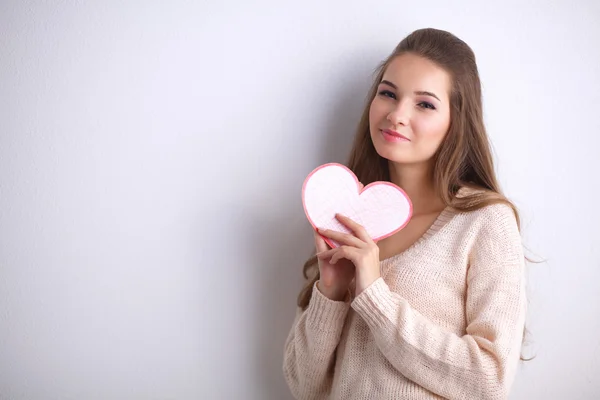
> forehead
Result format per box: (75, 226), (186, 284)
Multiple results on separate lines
(382, 53), (451, 98)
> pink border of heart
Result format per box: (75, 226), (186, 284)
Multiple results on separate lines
(302, 163), (413, 248)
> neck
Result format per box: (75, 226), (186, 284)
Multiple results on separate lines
(388, 161), (445, 215)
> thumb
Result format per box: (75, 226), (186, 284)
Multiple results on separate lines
(314, 230), (329, 253)
(320, 264), (333, 287)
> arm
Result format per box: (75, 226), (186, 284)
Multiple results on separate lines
(351, 205), (527, 400)
(283, 281), (351, 400)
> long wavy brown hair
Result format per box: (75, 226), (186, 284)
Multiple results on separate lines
(297, 28), (534, 359)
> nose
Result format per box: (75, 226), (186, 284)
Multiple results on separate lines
(386, 99), (410, 126)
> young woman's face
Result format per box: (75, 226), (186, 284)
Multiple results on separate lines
(369, 53), (452, 166)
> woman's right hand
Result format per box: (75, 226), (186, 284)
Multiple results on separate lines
(314, 230), (356, 302)
(314, 181), (363, 301)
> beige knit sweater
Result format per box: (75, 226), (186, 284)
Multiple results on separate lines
(283, 202), (527, 400)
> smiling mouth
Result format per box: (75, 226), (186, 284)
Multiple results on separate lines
(381, 129), (410, 142)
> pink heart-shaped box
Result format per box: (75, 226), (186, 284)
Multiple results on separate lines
(302, 163), (413, 248)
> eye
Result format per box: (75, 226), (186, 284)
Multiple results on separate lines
(378, 90), (396, 99)
(418, 101), (436, 110)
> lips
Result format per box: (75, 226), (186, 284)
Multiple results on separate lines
(381, 129), (410, 142)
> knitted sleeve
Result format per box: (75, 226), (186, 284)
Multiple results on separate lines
(282, 281), (351, 400)
(351, 204), (527, 400)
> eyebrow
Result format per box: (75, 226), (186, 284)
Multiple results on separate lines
(380, 80), (441, 102)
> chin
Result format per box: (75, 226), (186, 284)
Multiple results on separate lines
(371, 136), (412, 164)
(373, 145), (410, 164)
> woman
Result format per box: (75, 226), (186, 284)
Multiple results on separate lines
(282, 28), (528, 400)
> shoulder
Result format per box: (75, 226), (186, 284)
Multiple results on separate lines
(465, 203), (523, 269)
(453, 187), (519, 231)
(472, 202), (518, 229)
(448, 188), (522, 254)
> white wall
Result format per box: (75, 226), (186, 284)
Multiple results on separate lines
(1, 1), (599, 399)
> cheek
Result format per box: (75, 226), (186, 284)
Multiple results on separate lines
(369, 98), (386, 124)
(414, 115), (449, 143)
(411, 115), (450, 157)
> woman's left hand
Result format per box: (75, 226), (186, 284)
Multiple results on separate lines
(316, 214), (381, 297)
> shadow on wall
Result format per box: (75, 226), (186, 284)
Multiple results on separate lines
(249, 53), (379, 399)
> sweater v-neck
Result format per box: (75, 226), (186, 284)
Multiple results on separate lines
(380, 205), (456, 264)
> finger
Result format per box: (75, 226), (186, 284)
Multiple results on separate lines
(335, 214), (373, 244)
(330, 251), (342, 265)
(316, 247), (338, 260)
(318, 227), (365, 248)
(314, 230), (329, 253)
(330, 246), (358, 265)
(358, 182), (364, 190)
